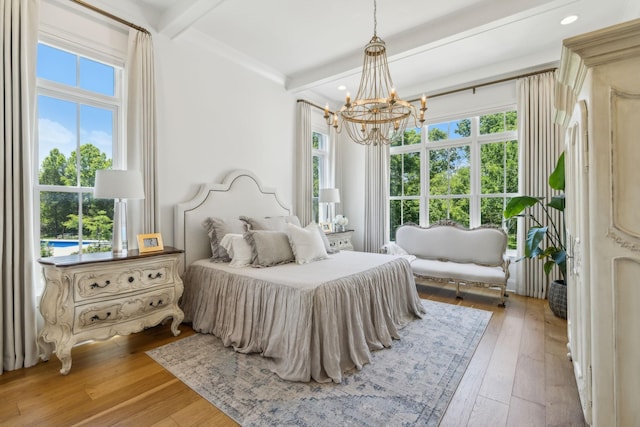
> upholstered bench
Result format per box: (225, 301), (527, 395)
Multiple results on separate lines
(385, 221), (510, 306)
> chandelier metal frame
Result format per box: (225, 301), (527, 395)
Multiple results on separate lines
(325, 0), (427, 145)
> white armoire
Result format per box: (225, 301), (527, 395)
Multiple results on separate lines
(555, 19), (640, 426)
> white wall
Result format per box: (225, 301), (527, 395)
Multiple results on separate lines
(152, 33), (297, 245)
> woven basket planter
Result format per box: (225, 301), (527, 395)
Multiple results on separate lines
(548, 279), (567, 319)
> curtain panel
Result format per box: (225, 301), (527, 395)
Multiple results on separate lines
(295, 102), (313, 226)
(364, 144), (389, 253)
(516, 70), (562, 298)
(126, 28), (158, 237)
(1, 0), (40, 373)
(330, 126), (342, 216)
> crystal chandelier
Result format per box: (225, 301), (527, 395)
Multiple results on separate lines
(325, 0), (427, 146)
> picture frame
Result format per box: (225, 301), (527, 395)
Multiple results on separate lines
(137, 233), (164, 253)
(320, 222), (333, 233)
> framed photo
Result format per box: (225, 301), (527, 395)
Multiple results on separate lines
(137, 233), (164, 253)
(320, 222), (333, 233)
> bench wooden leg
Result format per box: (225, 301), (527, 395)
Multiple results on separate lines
(498, 286), (507, 307)
(455, 282), (463, 300)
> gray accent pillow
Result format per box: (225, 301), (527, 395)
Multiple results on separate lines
(244, 230), (295, 267)
(202, 217), (247, 261)
(240, 215), (301, 231)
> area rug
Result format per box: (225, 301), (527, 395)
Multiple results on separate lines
(147, 300), (491, 426)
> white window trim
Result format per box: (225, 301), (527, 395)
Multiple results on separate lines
(34, 38), (125, 263)
(312, 127), (332, 223)
(390, 106), (518, 239)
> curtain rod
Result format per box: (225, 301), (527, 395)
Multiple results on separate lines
(298, 67), (557, 114)
(70, 0), (150, 35)
(407, 66), (557, 102)
(296, 99), (331, 114)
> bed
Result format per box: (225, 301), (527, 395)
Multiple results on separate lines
(174, 169), (425, 383)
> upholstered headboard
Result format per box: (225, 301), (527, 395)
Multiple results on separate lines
(174, 169), (291, 269)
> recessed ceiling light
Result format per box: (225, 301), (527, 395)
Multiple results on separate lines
(337, 85), (347, 91)
(561, 15), (578, 25)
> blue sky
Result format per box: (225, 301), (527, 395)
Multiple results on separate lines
(428, 120), (464, 140)
(37, 43), (115, 165)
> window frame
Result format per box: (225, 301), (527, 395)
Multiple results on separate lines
(389, 129), (423, 239)
(34, 36), (125, 259)
(389, 106), (519, 249)
(311, 129), (332, 223)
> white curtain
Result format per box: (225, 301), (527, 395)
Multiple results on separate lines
(364, 144), (389, 253)
(126, 28), (158, 237)
(516, 70), (562, 298)
(295, 102), (313, 226)
(330, 125), (342, 216)
(1, 0), (40, 373)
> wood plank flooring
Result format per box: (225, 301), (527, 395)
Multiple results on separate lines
(0, 282), (586, 426)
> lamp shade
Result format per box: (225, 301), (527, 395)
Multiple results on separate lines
(319, 188), (340, 203)
(94, 169), (145, 199)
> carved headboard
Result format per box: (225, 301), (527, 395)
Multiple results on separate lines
(174, 169), (291, 269)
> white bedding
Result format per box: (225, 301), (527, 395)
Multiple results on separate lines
(180, 251), (425, 383)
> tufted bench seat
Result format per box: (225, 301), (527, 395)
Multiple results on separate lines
(387, 221), (510, 306)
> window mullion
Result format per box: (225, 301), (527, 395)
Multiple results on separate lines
(470, 116), (480, 228)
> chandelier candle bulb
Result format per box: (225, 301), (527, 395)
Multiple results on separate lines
(324, 104), (329, 119)
(421, 94), (426, 109)
(345, 92), (351, 106)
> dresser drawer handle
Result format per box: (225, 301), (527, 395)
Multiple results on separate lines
(90, 312), (112, 322)
(128, 276), (134, 283)
(148, 272), (163, 280)
(149, 299), (164, 307)
(90, 280), (111, 289)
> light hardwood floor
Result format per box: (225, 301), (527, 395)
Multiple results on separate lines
(0, 283), (586, 426)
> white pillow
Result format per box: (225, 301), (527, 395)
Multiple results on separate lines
(219, 233), (253, 268)
(313, 222), (339, 254)
(287, 223), (328, 264)
(382, 242), (409, 255)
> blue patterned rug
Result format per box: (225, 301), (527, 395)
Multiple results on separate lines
(147, 300), (491, 426)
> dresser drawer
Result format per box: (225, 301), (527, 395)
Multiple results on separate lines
(73, 258), (174, 301)
(74, 287), (176, 333)
(326, 230), (354, 251)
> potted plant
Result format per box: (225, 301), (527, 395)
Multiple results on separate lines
(503, 152), (567, 318)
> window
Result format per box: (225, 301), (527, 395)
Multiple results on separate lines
(389, 110), (519, 249)
(312, 130), (330, 223)
(389, 128), (421, 240)
(35, 42), (123, 257)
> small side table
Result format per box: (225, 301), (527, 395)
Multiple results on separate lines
(326, 230), (354, 251)
(37, 247), (184, 374)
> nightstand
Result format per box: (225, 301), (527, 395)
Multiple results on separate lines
(326, 230), (354, 251)
(37, 247), (185, 375)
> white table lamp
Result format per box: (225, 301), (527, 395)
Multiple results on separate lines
(94, 170), (145, 254)
(319, 188), (340, 224)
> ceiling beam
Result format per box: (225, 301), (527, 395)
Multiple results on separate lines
(158, 0), (227, 39)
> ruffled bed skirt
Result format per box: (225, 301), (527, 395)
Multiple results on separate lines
(181, 256), (425, 383)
